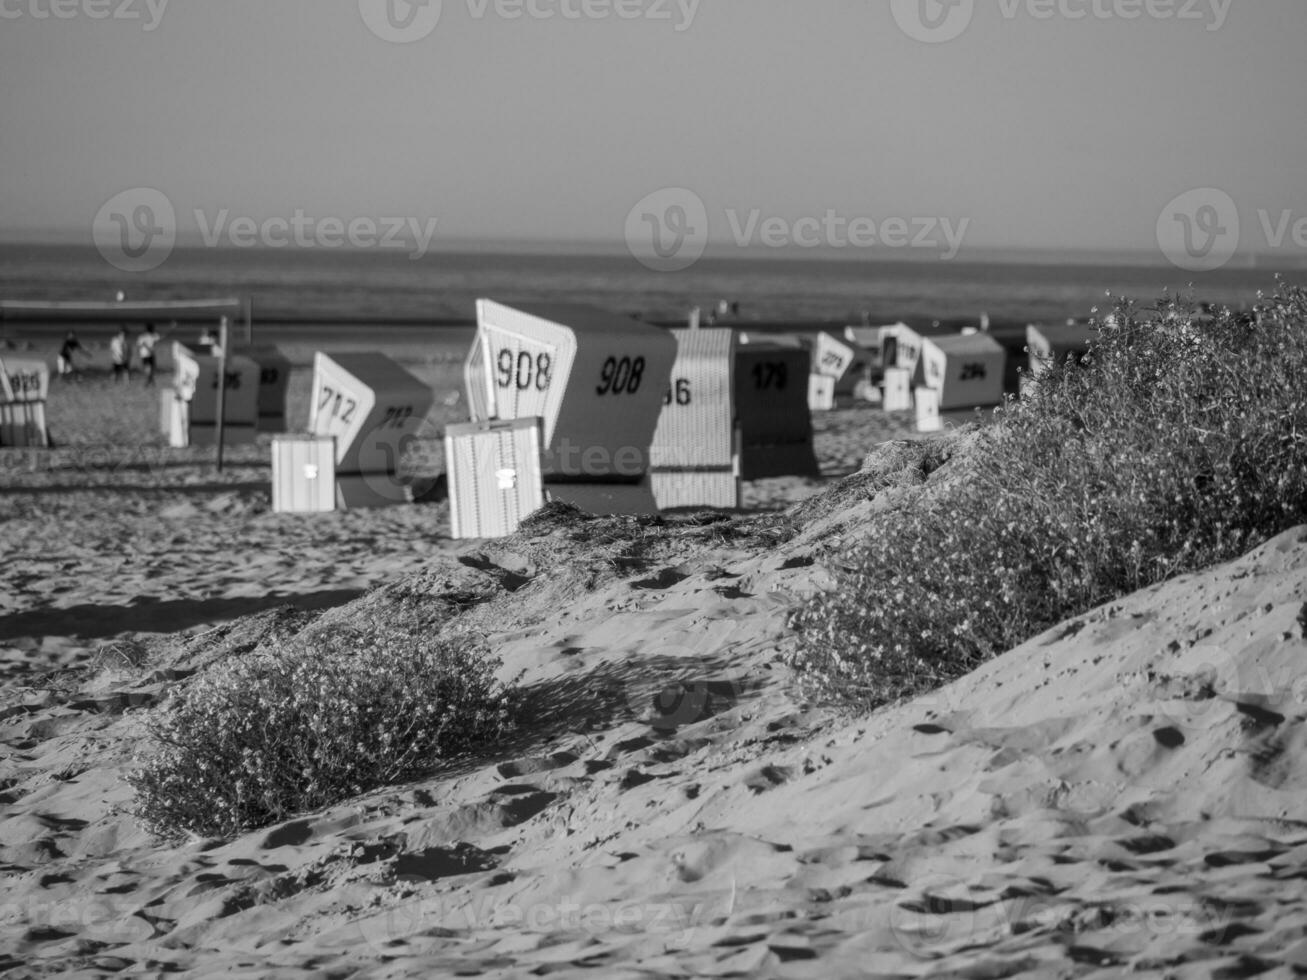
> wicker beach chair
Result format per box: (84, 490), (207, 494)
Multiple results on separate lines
(308, 352), (434, 508)
(465, 300), (676, 516)
(735, 344), (820, 480)
(169, 342), (261, 448)
(0, 355), (50, 448)
(650, 327), (740, 510)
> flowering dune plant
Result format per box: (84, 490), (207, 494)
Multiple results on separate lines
(790, 282), (1307, 710)
(129, 624), (515, 838)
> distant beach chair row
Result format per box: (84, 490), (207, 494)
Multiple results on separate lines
(836, 319), (1095, 433)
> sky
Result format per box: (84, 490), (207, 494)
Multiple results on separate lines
(1, 0), (1304, 263)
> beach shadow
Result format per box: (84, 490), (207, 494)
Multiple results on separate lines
(0, 481), (270, 498)
(0, 588), (364, 642)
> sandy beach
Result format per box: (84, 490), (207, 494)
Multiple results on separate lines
(2, 333), (1306, 979)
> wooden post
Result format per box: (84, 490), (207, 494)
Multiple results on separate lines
(215, 316), (229, 473)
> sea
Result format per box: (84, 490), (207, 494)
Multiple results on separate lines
(0, 243), (1298, 341)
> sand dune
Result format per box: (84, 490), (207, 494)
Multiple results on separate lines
(3, 407), (1307, 976)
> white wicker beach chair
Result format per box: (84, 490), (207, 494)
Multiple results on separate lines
(0, 355), (50, 448)
(169, 342), (261, 448)
(650, 327), (740, 510)
(308, 352), (434, 508)
(466, 300), (676, 515)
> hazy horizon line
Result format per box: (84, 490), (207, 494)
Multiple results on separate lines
(1, 233), (1303, 272)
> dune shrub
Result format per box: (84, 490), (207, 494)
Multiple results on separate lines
(789, 283), (1307, 710)
(129, 624), (515, 838)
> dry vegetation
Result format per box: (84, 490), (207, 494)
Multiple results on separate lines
(788, 282), (1307, 709)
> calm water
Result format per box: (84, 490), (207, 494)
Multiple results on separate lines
(0, 244), (1295, 336)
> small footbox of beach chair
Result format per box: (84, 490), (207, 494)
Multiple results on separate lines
(882, 367), (913, 412)
(446, 417), (546, 539)
(807, 374), (836, 412)
(272, 434), (337, 513)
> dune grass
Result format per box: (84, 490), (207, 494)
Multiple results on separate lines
(129, 622), (515, 839)
(788, 282), (1307, 710)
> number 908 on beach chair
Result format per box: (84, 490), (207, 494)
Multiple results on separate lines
(275, 352), (435, 511)
(0, 355), (51, 448)
(460, 300), (676, 521)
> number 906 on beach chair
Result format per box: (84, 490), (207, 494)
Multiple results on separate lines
(464, 300), (676, 516)
(649, 328), (740, 510)
(304, 352), (434, 509)
(0, 355), (51, 448)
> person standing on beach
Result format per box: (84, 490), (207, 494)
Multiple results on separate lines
(110, 326), (132, 383)
(57, 331), (84, 380)
(136, 323), (160, 386)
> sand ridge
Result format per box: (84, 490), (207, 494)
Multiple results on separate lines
(4, 426), (1307, 976)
